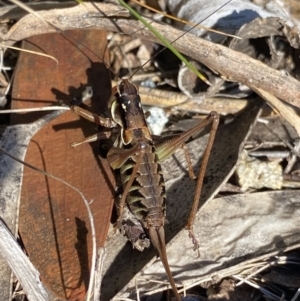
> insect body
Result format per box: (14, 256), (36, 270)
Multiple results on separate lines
(109, 80), (179, 297)
(71, 79), (182, 299)
(70, 78), (219, 300)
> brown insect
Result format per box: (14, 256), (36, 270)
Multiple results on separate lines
(68, 77), (219, 300)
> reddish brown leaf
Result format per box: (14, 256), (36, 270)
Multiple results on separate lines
(11, 30), (114, 300)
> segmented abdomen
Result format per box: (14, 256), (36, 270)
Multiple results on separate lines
(120, 143), (166, 228)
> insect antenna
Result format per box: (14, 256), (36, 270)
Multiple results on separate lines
(128, 0), (236, 80)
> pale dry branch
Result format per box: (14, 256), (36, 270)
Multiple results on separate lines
(4, 2), (300, 110)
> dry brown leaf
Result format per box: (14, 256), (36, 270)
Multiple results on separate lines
(11, 30), (114, 300)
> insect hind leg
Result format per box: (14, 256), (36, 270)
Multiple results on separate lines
(186, 111), (219, 256)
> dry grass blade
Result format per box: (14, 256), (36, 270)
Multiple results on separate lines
(93, 247), (106, 301)
(0, 106), (69, 113)
(131, 0), (241, 39)
(0, 43), (58, 64)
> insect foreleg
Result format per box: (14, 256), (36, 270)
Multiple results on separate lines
(71, 131), (113, 148)
(62, 98), (118, 147)
(71, 105), (117, 128)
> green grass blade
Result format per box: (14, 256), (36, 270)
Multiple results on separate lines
(118, 0), (210, 84)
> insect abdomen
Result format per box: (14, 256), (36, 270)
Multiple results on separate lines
(121, 144), (166, 226)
